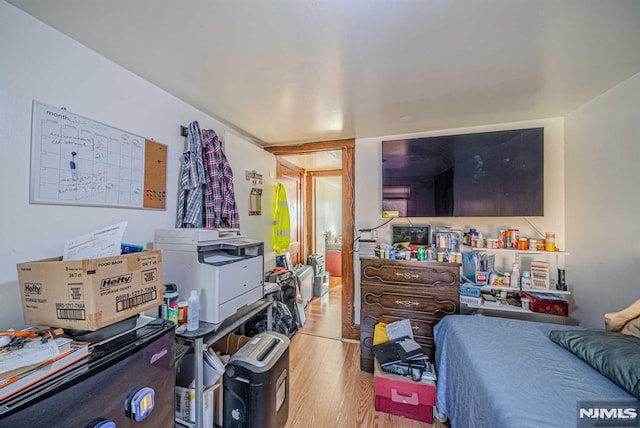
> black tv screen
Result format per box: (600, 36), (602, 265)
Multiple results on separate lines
(382, 128), (544, 217)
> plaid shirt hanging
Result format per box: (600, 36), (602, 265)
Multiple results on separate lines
(201, 129), (240, 229)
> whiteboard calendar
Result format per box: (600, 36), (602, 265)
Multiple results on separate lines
(30, 101), (147, 209)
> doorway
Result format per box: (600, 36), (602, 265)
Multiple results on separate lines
(302, 171), (342, 340)
(265, 140), (357, 341)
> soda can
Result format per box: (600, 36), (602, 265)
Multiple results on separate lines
(417, 246), (426, 261)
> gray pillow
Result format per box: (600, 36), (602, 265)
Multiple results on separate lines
(549, 329), (640, 399)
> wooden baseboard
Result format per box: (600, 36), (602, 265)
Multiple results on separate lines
(342, 324), (360, 341)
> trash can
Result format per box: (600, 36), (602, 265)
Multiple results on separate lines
(223, 332), (290, 428)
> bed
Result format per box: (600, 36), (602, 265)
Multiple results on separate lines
(434, 315), (638, 428)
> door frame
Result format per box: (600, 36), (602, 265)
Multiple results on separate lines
(265, 139), (358, 340)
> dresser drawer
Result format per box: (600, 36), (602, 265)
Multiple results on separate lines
(361, 259), (459, 288)
(362, 287), (458, 320)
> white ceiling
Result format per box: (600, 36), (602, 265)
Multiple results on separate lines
(7, 0), (640, 146)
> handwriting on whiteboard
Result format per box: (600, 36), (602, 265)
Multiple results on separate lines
(30, 101), (145, 208)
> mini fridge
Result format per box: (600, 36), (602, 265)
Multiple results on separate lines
(0, 318), (175, 427)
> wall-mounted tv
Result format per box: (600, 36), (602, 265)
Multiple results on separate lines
(382, 127), (544, 217)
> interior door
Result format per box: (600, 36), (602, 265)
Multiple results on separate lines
(276, 160), (304, 266)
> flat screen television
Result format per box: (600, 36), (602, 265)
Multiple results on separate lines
(382, 127), (544, 217)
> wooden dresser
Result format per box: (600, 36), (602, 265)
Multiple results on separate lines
(359, 257), (460, 373)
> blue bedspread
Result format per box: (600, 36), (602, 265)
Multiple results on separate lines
(434, 315), (633, 428)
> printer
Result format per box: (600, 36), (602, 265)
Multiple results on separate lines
(154, 229), (264, 324)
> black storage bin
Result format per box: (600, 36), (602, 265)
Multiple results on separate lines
(223, 332), (290, 428)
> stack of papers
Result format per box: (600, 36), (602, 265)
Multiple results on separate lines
(63, 222), (127, 260)
(0, 341), (90, 400)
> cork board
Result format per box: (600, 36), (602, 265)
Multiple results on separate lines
(143, 140), (167, 209)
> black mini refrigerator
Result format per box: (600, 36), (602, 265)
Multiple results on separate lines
(0, 318), (175, 428)
(223, 331), (290, 428)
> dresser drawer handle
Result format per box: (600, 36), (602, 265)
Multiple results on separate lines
(395, 272), (419, 280)
(395, 300), (419, 307)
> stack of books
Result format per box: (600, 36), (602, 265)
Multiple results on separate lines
(372, 336), (436, 382)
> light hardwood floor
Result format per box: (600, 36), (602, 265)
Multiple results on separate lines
(287, 278), (445, 428)
(297, 277), (342, 339)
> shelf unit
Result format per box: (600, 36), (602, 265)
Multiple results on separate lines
(461, 245), (572, 320)
(462, 245), (569, 292)
(464, 301), (531, 313)
(478, 285), (570, 295)
(463, 245), (569, 261)
(174, 299), (272, 428)
(460, 301), (578, 325)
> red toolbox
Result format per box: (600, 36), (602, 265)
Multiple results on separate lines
(522, 291), (569, 316)
(373, 359), (436, 423)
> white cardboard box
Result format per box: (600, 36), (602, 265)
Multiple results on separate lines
(175, 380), (222, 426)
(17, 250), (163, 330)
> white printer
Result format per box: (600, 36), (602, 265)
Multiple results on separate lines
(154, 229), (264, 324)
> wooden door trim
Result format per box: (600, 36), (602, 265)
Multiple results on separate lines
(267, 139), (358, 341)
(265, 139), (355, 155)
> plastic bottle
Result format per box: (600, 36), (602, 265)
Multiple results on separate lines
(511, 263), (520, 289)
(187, 290), (200, 331)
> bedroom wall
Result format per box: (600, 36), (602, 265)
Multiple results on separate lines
(0, 2), (277, 329)
(315, 176), (343, 255)
(355, 118), (565, 323)
(565, 72), (640, 328)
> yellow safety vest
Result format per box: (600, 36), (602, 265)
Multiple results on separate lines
(273, 183), (291, 252)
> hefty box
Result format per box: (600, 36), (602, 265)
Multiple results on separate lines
(374, 359), (436, 423)
(17, 250), (163, 330)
